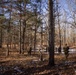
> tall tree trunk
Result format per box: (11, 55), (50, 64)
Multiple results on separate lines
(22, 1), (26, 54)
(19, 15), (22, 54)
(34, 5), (37, 54)
(22, 20), (26, 54)
(34, 24), (37, 54)
(0, 27), (2, 48)
(39, 0), (43, 50)
(41, 26), (43, 49)
(30, 28), (32, 47)
(56, 1), (61, 52)
(0, 7), (4, 48)
(64, 24), (66, 45)
(7, 1), (12, 56)
(19, 2), (22, 54)
(13, 26), (16, 49)
(48, 0), (55, 66)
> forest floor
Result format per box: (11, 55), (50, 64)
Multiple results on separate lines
(0, 48), (76, 75)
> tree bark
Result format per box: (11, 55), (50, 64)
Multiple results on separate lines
(34, 24), (37, 54)
(48, 0), (55, 66)
(19, 15), (22, 54)
(22, 1), (26, 54)
(22, 20), (26, 54)
(0, 28), (2, 48)
(34, 5), (37, 54)
(19, 2), (22, 54)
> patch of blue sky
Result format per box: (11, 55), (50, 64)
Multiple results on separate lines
(59, 0), (74, 23)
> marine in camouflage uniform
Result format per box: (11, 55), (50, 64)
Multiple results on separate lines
(63, 44), (69, 59)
